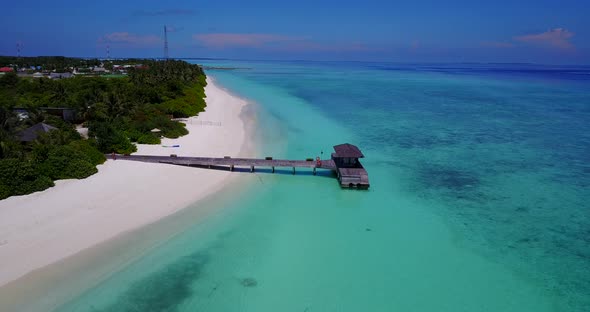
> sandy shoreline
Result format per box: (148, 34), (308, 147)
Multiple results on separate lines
(0, 77), (252, 288)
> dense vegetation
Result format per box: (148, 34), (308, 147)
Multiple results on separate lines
(0, 56), (101, 72)
(0, 57), (207, 199)
(0, 56), (150, 72)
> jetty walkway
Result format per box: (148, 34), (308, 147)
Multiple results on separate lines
(112, 143), (370, 189)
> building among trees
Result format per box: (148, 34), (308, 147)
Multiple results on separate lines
(18, 123), (57, 142)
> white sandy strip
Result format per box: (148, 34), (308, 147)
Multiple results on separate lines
(0, 77), (249, 287)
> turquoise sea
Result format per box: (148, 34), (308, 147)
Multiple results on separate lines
(55, 61), (589, 311)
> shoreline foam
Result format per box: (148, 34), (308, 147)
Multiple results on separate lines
(0, 77), (253, 289)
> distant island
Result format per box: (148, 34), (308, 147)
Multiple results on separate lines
(0, 56), (207, 199)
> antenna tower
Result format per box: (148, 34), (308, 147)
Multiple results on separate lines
(16, 42), (21, 58)
(164, 25), (169, 59)
(107, 45), (111, 60)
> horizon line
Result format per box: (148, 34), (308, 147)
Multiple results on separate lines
(1, 54), (589, 67)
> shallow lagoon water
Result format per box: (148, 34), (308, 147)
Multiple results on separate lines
(55, 61), (589, 311)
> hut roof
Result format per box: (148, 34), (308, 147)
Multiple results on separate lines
(49, 72), (73, 79)
(333, 143), (364, 158)
(18, 123), (57, 142)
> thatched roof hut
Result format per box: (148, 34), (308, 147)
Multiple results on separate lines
(18, 123), (57, 142)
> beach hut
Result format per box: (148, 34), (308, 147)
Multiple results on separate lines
(40, 107), (76, 122)
(12, 108), (29, 120)
(151, 128), (162, 138)
(49, 72), (73, 79)
(18, 123), (57, 142)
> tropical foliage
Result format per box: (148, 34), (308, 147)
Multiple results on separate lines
(0, 58), (207, 199)
(0, 56), (101, 72)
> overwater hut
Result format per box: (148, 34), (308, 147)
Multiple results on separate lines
(331, 143), (370, 189)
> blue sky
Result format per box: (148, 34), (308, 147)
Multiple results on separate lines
(1, 0), (588, 64)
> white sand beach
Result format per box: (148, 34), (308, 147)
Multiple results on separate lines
(0, 77), (252, 287)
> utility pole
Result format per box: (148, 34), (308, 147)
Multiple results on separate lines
(164, 25), (169, 60)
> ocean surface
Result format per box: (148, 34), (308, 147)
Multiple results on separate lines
(55, 61), (589, 311)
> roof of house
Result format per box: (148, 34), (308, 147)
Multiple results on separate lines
(0, 67), (14, 72)
(333, 143), (364, 158)
(18, 123), (57, 142)
(49, 72), (73, 79)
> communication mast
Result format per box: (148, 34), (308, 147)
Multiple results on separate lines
(164, 25), (169, 59)
(16, 42), (21, 58)
(106, 44), (111, 60)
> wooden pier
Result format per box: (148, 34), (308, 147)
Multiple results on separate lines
(112, 143), (370, 189)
